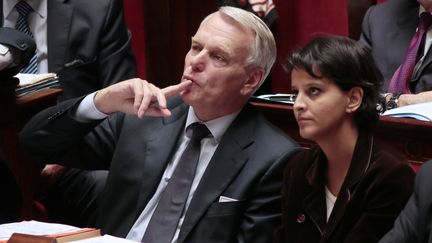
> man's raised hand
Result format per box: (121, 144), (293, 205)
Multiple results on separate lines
(94, 78), (192, 118)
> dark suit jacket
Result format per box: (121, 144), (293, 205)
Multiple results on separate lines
(1, 0), (136, 100)
(19, 96), (300, 243)
(379, 160), (432, 243)
(359, 0), (432, 93)
(274, 132), (415, 243)
(0, 149), (22, 223)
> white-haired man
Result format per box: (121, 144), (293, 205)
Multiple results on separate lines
(20, 6), (299, 243)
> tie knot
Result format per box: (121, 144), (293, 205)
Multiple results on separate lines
(189, 123), (210, 141)
(15, 1), (33, 17)
(419, 12), (432, 31)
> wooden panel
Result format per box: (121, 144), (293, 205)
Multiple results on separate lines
(0, 88), (62, 219)
(143, 0), (217, 88)
(348, 0), (377, 39)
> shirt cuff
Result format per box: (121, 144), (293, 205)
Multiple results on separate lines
(75, 92), (109, 121)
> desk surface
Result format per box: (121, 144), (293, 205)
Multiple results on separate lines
(250, 101), (432, 167)
(17, 88), (62, 105)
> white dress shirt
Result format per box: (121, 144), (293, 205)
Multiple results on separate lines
(3, 0), (48, 73)
(76, 93), (239, 242)
(325, 186), (337, 222)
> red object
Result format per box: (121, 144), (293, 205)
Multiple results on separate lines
(123, 0), (147, 79)
(271, 0), (349, 93)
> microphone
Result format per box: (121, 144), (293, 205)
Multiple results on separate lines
(0, 27), (36, 78)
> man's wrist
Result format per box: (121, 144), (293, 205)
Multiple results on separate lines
(386, 93), (402, 110)
(75, 92), (109, 121)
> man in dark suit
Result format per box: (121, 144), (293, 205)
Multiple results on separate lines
(20, 6), (299, 243)
(2, 0), (136, 226)
(379, 160), (432, 243)
(0, 28), (29, 223)
(359, 0), (432, 107)
(1, 0), (136, 100)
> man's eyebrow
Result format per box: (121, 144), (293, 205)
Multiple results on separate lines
(191, 37), (199, 44)
(213, 47), (231, 58)
(191, 37), (230, 55)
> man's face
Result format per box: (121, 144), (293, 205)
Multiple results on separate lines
(180, 13), (257, 121)
(418, 0), (432, 12)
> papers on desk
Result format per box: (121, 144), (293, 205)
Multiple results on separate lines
(382, 102), (432, 121)
(253, 93), (296, 104)
(0, 220), (138, 243)
(14, 73), (60, 97)
(0, 220), (81, 240)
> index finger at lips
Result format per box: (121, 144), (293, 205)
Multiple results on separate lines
(162, 80), (192, 97)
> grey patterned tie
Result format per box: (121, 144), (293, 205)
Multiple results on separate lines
(142, 123), (210, 243)
(15, 1), (38, 73)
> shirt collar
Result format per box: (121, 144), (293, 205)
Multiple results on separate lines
(185, 107), (240, 143)
(4, 0), (47, 20)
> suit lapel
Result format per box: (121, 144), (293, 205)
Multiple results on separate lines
(388, 5), (418, 72)
(323, 133), (373, 240)
(47, 0), (72, 72)
(134, 103), (189, 218)
(177, 106), (256, 242)
(303, 153), (327, 235)
(412, 44), (432, 84)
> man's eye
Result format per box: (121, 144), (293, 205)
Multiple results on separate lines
(211, 53), (225, 62)
(191, 45), (201, 53)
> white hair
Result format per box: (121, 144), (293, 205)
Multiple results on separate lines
(218, 6), (277, 85)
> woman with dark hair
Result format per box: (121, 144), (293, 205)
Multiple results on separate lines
(274, 35), (415, 243)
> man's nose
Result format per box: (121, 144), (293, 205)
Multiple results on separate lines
(190, 51), (206, 72)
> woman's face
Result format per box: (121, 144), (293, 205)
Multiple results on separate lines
(291, 68), (354, 142)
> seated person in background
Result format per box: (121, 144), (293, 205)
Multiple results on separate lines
(19, 6), (299, 243)
(0, 28), (32, 223)
(0, 27), (35, 78)
(2, 0), (136, 226)
(359, 0), (432, 108)
(379, 160), (432, 243)
(0, 149), (22, 223)
(274, 35), (415, 243)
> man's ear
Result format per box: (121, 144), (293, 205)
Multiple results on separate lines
(346, 86), (364, 113)
(240, 67), (264, 96)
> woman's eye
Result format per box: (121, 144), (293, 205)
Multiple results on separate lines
(291, 90), (298, 101)
(309, 87), (321, 95)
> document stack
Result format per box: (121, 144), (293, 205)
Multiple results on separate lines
(0, 220), (137, 242)
(14, 73), (60, 97)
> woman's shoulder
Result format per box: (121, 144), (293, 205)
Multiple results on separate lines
(370, 140), (412, 170)
(364, 139), (415, 185)
(284, 146), (322, 173)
